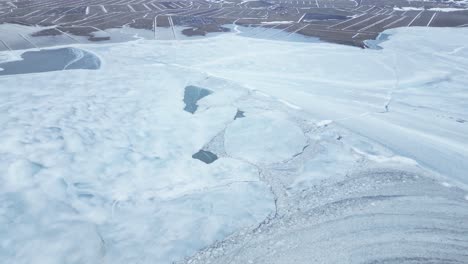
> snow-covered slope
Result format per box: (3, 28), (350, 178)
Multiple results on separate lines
(1, 27), (468, 264)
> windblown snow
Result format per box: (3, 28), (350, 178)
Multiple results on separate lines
(1, 27), (468, 264)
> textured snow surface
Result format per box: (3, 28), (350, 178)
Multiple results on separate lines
(1, 27), (468, 264)
(224, 113), (306, 164)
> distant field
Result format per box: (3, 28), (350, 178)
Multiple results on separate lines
(1, 0), (468, 49)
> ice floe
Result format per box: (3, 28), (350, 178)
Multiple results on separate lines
(225, 113), (307, 164)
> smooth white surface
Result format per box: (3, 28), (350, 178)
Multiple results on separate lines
(224, 113), (306, 164)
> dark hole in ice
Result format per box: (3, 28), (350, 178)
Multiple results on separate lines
(192, 149), (218, 164)
(0, 47), (100, 76)
(234, 109), (245, 120)
(183, 85), (213, 114)
(456, 118), (466, 123)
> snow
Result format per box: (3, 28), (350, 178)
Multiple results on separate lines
(316, 120), (333, 127)
(277, 98), (301, 109)
(393, 6), (468, 12)
(0, 47), (275, 263)
(1, 26), (468, 263)
(224, 113), (307, 164)
(393, 7), (426, 11)
(153, 27), (468, 186)
(429, 7), (468, 12)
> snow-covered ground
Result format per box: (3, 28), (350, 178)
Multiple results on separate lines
(394, 6), (468, 12)
(1, 27), (468, 263)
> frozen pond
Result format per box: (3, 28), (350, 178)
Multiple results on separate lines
(0, 47), (100, 76)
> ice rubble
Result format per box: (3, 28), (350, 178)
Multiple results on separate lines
(1, 26), (468, 264)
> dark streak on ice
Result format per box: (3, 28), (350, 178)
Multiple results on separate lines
(192, 149), (218, 164)
(292, 144), (309, 158)
(0, 47), (101, 76)
(183, 85), (213, 114)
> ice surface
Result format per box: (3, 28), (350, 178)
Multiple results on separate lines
(225, 113), (307, 164)
(0, 47), (274, 263)
(1, 26), (468, 264)
(146, 27), (468, 185)
(174, 27), (468, 264)
(394, 6), (468, 12)
(0, 48), (100, 75)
